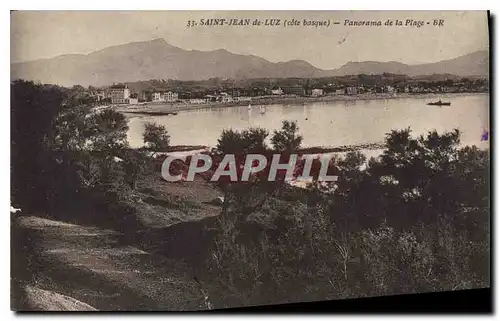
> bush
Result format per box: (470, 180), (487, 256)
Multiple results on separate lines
(271, 120), (303, 153)
(143, 122), (170, 152)
(201, 127), (489, 308)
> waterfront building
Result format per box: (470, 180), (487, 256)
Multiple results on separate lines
(109, 84), (130, 104)
(188, 98), (208, 104)
(152, 92), (164, 102)
(346, 86), (358, 95)
(282, 87), (305, 96)
(205, 95), (217, 103)
(311, 89), (324, 97)
(271, 87), (283, 95)
(162, 91), (179, 102)
(221, 96), (234, 103)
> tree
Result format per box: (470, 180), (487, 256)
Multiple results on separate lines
(202, 123), (490, 307)
(215, 127), (269, 156)
(271, 120), (303, 153)
(87, 109), (129, 152)
(213, 128), (269, 219)
(241, 128), (269, 154)
(53, 103), (93, 152)
(11, 80), (65, 210)
(121, 148), (151, 190)
(143, 122), (171, 152)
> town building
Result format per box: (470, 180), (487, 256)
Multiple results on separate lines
(205, 95), (218, 103)
(188, 98), (208, 104)
(153, 91), (179, 102)
(89, 89), (106, 102)
(250, 88), (268, 97)
(141, 91), (153, 102)
(109, 84), (130, 104)
(152, 92), (163, 102)
(282, 87), (306, 96)
(230, 89), (242, 97)
(221, 96), (234, 103)
(410, 86), (424, 93)
(128, 93), (139, 105)
(163, 91), (179, 102)
(346, 86), (358, 95)
(218, 92), (235, 103)
(311, 89), (324, 97)
(271, 87), (283, 95)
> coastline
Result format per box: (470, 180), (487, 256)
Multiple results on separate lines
(115, 92), (487, 117)
(155, 141), (385, 154)
(147, 142), (387, 159)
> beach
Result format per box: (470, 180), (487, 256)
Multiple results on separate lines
(115, 92), (485, 117)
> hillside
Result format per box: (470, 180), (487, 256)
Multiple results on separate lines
(11, 38), (488, 87)
(325, 51), (489, 78)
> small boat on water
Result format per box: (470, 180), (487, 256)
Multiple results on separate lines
(427, 99), (451, 106)
(248, 104), (252, 110)
(259, 106), (266, 114)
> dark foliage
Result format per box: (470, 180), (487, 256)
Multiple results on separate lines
(203, 125), (490, 308)
(11, 80), (490, 310)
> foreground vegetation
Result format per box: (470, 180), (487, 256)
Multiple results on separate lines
(11, 80), (489, 310)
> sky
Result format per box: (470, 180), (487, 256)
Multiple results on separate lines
(10, 10), (489, 69)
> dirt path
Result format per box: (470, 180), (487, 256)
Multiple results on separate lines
(12, 215), (206, 311)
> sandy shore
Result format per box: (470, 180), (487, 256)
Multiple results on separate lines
(115, 92), (487, 117)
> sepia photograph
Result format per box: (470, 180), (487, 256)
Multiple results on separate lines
(10, 10), (490, 311)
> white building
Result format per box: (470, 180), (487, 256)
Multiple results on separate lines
(221, 96), (234, 103)
(153, 91), (179, 102)
(311, 89), (324, 97)
(109, 85), (130, 104)
(346, 87), (358, 95)
(188, 98), (207, 104)
(153, 92), (163, 102)
(162, 91), (179, 102)
(271, 87), (283, 95)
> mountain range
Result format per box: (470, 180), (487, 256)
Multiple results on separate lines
(11, 38), (489, 87)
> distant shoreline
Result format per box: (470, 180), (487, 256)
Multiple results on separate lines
(150, 142), (386, 156)
(115, 92), (487, 116)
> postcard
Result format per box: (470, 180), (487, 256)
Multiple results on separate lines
(10, 10), (490, 312)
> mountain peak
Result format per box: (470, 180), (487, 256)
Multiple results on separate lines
(89, 37), (181, 56)
(135, 38), (180, 50)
